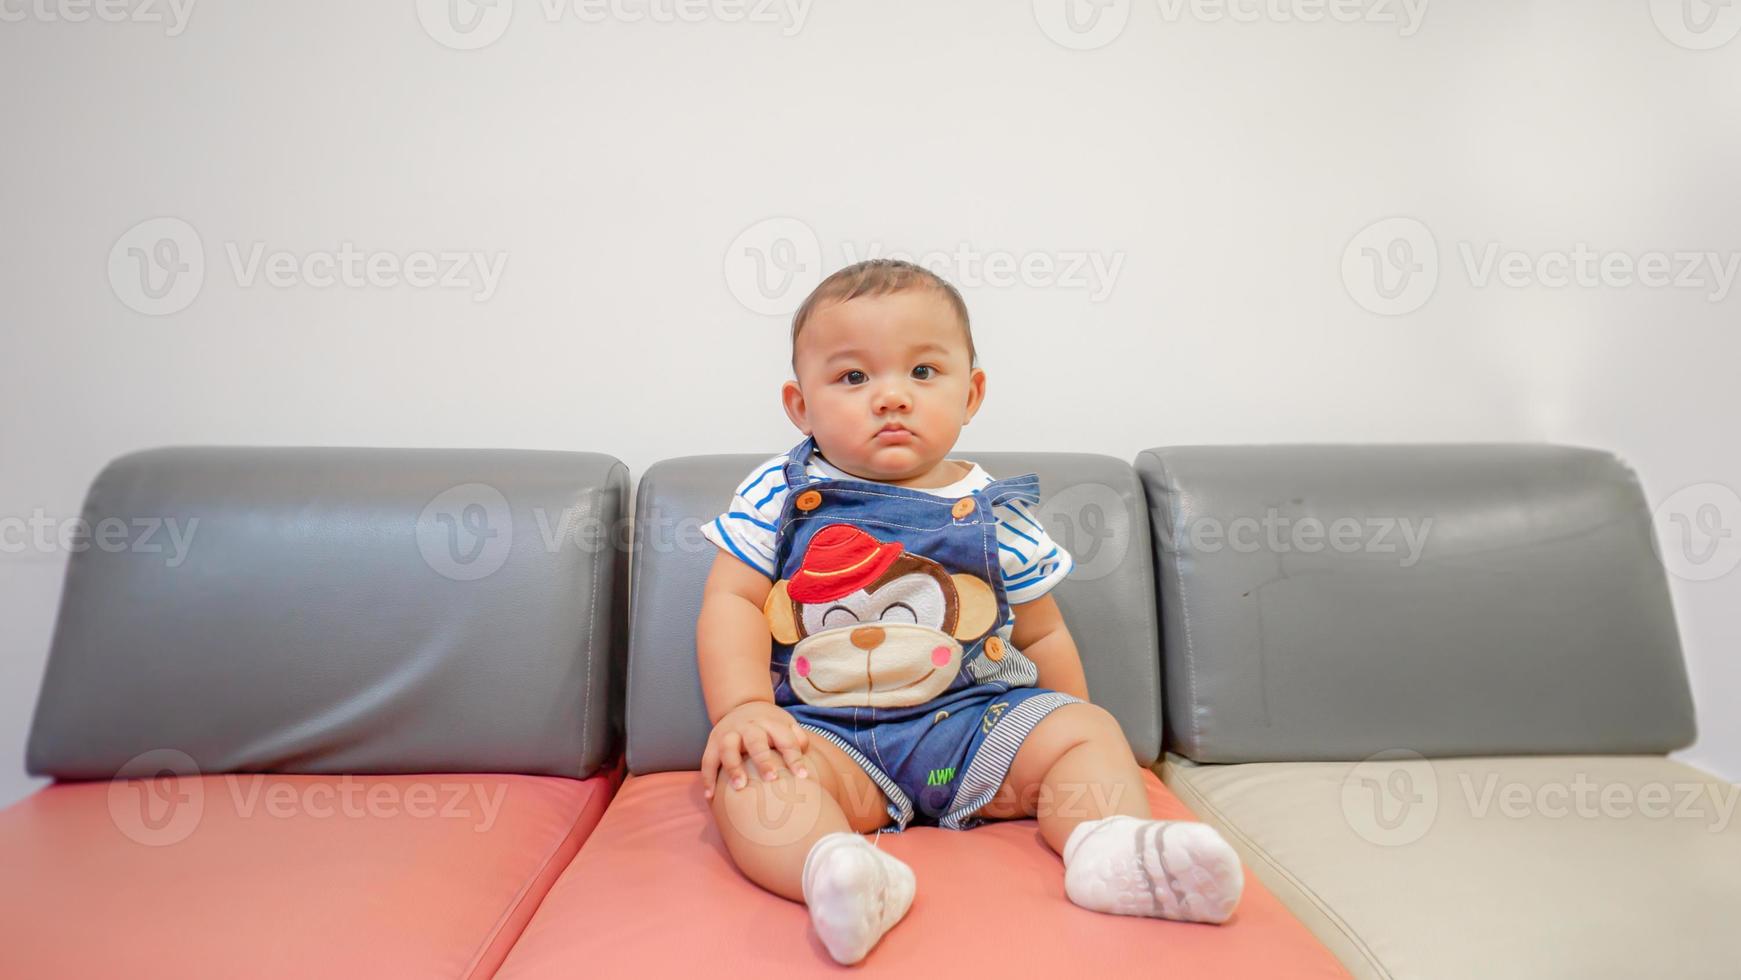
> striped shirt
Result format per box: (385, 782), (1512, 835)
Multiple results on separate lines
(702, 451), (1075, 606)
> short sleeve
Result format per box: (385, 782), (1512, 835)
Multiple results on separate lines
(699, 455), (789, 578)
(994, 497), (1075, 605)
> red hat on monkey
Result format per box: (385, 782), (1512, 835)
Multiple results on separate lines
(787, 524), (904, 604)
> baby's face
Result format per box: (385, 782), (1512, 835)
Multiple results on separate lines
(784, 288), (984, 487)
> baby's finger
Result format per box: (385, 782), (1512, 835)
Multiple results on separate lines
(700, 740), (719, 799)
(719, 731), (748, 791)
(740, 726), (786, 782)
(766, 722), (809, 779)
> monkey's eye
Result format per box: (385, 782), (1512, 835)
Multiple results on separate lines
(820, 605), (860, 629)
(878, 602), (917, 624)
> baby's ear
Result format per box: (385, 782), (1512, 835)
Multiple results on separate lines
(950, 574), (997, 641)
(764, 580), (800, 644)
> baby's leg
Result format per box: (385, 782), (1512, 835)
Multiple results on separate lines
(708, 735), (888, 901)
(708, 735), (916, 964)
(985, 702), (1244, 924)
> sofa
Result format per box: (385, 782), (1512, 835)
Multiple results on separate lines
(1137, 445), (1741, 978)
(1, 441), (1732, 977)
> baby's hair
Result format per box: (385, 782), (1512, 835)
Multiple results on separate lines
(790, 259), (977, 374)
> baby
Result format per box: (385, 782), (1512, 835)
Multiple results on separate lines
(695, 259), (1244, 965)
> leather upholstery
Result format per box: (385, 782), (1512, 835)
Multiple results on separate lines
(1135, 444), (1696, 762)
(27, 447), (630, 780)
(0, 769), (620, 979)
(1163, 754), (1741, 979)
(496, 769), (1349, 978)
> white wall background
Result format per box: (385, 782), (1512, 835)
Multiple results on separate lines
(3, 0), (1739, 809)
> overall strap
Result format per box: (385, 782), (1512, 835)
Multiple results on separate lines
(981, 472), (1041, 509)
(780, 434), (818, 488)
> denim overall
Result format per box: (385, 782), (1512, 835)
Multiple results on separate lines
(766, 435), (1082, 833)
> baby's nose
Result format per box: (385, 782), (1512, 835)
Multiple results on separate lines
(850, 626), (884, 651)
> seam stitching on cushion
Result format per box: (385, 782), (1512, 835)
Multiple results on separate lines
(626, 468), (652, 772)
(458, 780), (600, 980)
(1165, 760), (1388, 979)
(1144, 451), (1202, 753)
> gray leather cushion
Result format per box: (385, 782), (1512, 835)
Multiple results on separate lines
(627, 451), (1164, 774)
(27, 447), (629, 780)
(1136, 445), (1696, 763)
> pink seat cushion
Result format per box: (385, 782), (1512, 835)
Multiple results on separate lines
(497, 768), (1347, 977)
(0, 766), (621, 979)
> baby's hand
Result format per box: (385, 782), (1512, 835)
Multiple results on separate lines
(700, 701), (811, 800)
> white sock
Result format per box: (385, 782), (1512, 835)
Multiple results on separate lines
(1062, 815), (1244, 924)
(800, 831), (916, 965)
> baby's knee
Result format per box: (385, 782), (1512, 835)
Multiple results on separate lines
(1055, 702), (1126, 746)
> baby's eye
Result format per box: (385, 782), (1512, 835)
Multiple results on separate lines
(911, 365), (935, 380)
(841, 370), (867, 385)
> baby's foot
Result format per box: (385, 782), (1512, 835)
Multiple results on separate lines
(801, 831), (916, 965)
(1062, 815), (1244, 924)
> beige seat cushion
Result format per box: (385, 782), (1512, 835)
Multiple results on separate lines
(1160, 754), (1741, 979)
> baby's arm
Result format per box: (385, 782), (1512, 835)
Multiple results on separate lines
(1009, 594), (1090, 701)
(696, 551), (810, 796)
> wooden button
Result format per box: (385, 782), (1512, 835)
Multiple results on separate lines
(795, 489), (822, 511)
(951, 496), (976, 519)
(984, 635), (1005, 661)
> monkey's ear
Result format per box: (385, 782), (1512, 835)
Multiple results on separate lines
(764, 580), (800, 644)
(951, 574), (998, 641)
